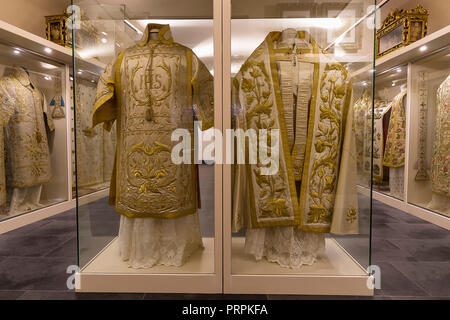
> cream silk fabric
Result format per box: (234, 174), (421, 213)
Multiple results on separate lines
(92, 24), (214, 219)
(232, 31), (358, 235)
(0, 68), (53, 189)
(431, 75), (450, 197)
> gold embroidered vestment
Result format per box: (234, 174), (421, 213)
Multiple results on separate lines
(92, 24), (214, 219)
(0, 68), (53, 190)
(232, 31), (358, 234)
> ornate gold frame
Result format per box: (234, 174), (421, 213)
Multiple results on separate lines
(376, 4), (428, 59)
(45, 13), (71, 48)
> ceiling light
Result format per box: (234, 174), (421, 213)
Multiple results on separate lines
(13, 49), (20, 55)
(419, 45), (428, 52)
(77, 70), (82, 75)
(101, 38), (108, 44)
(44, 47), (52, 54)
(44, 76), (52, 81)
(396, 68), (402, 73)
(101, 31), (108, 36)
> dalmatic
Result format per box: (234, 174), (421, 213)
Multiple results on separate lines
(232, 31), (358, 234)
(92, 24), (214, 219)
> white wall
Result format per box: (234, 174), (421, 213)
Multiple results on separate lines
(0, 0), (71, 38)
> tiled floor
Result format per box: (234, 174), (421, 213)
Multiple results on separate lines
(0, 179), (448, 299)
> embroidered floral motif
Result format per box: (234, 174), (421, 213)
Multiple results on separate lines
(346, 208), (357, 223)
(240, 54), (290, 219)
(307, 63), (348, 224)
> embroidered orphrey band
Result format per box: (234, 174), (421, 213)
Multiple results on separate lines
(415, 71), (429, 181)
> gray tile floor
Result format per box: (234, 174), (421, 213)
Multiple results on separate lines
(0, 171), (448, 299)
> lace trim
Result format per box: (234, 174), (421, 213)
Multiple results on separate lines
(244, 226), (325, 269)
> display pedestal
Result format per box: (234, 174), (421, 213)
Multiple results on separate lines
(77, 237), (220, 293)
(225, 237), (373, 296)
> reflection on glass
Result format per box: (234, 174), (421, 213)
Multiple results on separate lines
(0, 43), (67, 221)
(372, 66), (407, 200)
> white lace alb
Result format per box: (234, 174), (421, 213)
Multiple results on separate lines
(118, 213), (204, 269)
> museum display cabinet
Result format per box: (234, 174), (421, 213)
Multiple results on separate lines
(0, 18), (106, 234)
(225, 0), (376, 295)
(0, 0), (446, 296)
(72, 0), (222, 293)
(71, 0), (379, 295)
(354, 20), (450, 228)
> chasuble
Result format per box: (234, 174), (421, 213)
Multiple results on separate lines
(0, 68), (54, 189)
(431, 75), (450, 197)
(92, 24), (214, 219)
(232, 30), (359, 235)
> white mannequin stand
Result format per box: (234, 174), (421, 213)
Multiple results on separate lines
(389, 84), (407, 199)
(8, 185), (43, 215)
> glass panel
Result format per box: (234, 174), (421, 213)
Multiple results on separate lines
(230, 0), (375, 275)
(407, 46), (450, 217)
(0, 42), (68, 221)
(73, 0), (216, 274)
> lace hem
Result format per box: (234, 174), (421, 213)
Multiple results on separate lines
(244, 226), (325, 269)
(118, 214), (204, 269)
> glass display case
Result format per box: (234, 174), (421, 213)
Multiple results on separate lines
(225, 0), (374, 295)
(0, 41), (69, 222)
(407, 46), (450, 217)
(73, 0), (221, 293)
(73, 0), (379, 295)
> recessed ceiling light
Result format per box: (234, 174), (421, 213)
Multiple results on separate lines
(77, 70), (82, 75)
(101, 32), (108, 36)
(396, 68), (402, 73)
(91, 79), (95, 83)
(362, 81), (368, 86)
(419, 45), (428, 52)
(44, 47), (52, 54)
(44, 76), (52, 81)
(13, 49), (20, 55)
(101, 38), (107, 44)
